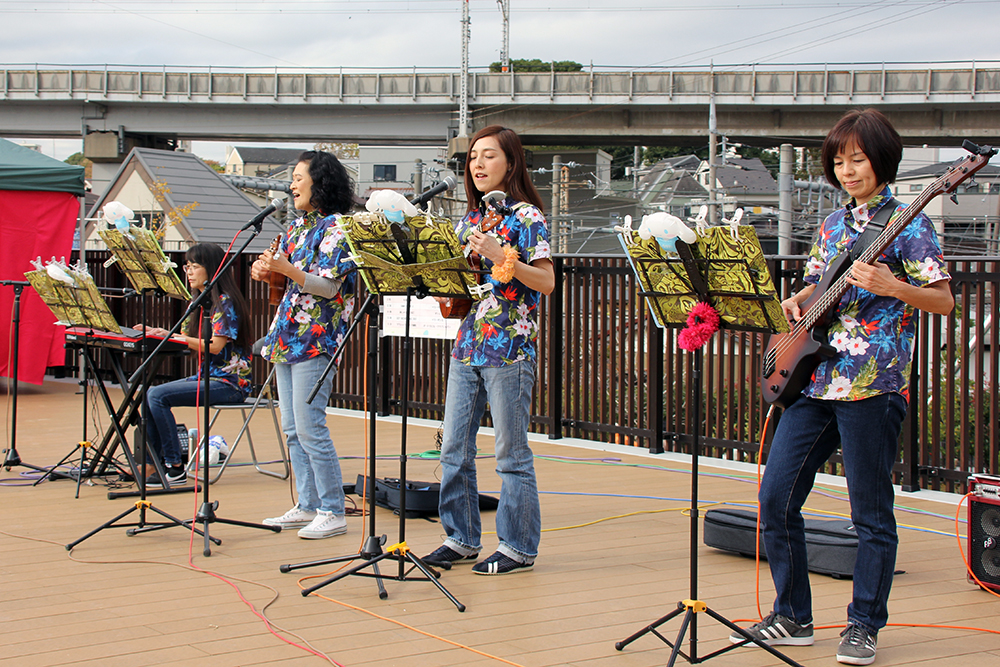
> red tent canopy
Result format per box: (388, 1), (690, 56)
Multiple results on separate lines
(0, 140), (84, 385)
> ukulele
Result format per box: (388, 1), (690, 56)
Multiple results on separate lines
(761, 141), (996, 408)
(266, 235), (285, 307)
(438, 203), (508, 319)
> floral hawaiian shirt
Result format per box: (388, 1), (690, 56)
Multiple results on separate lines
(452, 199), (551, 367)
(185, 293), (252, 399)
(802, 185), (950, 402)
(261, 211), (356, 365)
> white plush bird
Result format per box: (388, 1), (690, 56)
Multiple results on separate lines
(365, 190), (419, 223)
(45, 258), (76, 285)
(100, 201), (136, 235)
(637, 212), (697, 253)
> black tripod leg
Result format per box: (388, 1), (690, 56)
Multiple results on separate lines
(300, 550), (397, 597)
(664, 608), (695, 667)
(615, 602), (687, 650)
(66, 505), (139, 550)
(702, 607), (805, 667)
(404, 553), (465, 612)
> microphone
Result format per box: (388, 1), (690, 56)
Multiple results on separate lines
(410, 176), (457, 208)
(241, 198), (286, 231)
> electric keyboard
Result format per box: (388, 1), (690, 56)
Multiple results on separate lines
(64, 326), (189, 353)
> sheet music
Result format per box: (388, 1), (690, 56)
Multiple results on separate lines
(382, 295), (461, 340)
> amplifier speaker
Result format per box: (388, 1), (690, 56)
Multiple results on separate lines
(967, 475), (1000, 591)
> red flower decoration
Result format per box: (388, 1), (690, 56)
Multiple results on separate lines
(677, 302), (720, 351)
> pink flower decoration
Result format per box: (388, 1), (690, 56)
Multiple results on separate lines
(677, 302), (720, 351)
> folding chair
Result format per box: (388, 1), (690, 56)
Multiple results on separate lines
(185, 366), (289, 484)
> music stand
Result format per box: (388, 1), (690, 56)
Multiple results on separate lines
(66, 226), (221, 551)
(279, 210), (478, 611)
(25, 261), (133, 491)
(613, 224), (801, 667)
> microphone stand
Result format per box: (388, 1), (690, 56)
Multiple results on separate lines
(129, 217), (281, 556)
(0, 280), (64, 478)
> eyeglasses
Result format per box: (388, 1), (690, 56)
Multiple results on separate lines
(183, 263), (204, 272)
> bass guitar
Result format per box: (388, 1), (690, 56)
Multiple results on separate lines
(266, 235), (285, 307)
(761, 140), (996, 408)
(438, 200), (508, 319)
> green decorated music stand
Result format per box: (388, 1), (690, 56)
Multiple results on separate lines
(615, 223), (800, 667)
(98, 226), (190, 300)
(280, 210), (470, 611)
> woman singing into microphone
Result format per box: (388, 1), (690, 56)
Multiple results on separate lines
(422, 126), (554, 575)
(251, 150), (357, 540)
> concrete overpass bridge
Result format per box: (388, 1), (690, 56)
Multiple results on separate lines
(2, 62), (1000, 151)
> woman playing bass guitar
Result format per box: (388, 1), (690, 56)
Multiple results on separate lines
(733, 108), (954, 665)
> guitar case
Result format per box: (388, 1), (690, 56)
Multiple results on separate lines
(703, 508), (857, 579)
(352, 474), (499, 518)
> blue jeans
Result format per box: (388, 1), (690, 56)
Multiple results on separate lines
(275, 356), (344, 515)
(438, 360), (540, 563)
(145, 378), (244, 467)
(759, 393), (906, 633)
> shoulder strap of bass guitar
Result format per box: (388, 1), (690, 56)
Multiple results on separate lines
(849, 197), (900, 262)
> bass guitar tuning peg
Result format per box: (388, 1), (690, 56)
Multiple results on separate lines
(950, 193), (959, 205)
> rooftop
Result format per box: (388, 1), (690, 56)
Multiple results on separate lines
(2, 378), (996, 667)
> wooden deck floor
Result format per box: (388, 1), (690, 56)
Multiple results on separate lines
(1, 378), (999, 667)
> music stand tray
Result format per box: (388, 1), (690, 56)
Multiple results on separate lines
(614, 224), (800, 667)
(279, 210), (471, 611)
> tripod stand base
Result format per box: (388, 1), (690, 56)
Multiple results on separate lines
(615, 599), (804, 667)
(281, 539), (465, 612)
(180, 500), (281, 557)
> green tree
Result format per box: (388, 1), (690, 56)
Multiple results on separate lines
(314, 142), (360, 159)
(489, 59), (583, 73)
(202, 158), (224, 173)
(65, 152), (92, 179)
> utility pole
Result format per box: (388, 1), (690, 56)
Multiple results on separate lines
(459, 0), (470, 138)
(779, 144), (793, 255)
(708, 83), (718, 224)
(497, 0), (510, 72)
(552, 155), (561, 253)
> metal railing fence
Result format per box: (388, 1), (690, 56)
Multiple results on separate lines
(65, 251), (998, 494)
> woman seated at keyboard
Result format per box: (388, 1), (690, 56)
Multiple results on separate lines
(136, 242), (253, 487)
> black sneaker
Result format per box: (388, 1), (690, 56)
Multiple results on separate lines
(471, 551), (533, 575)
(837, 623), (877, 665)
(729, 611), (815, 646)
(421, 545), (478, 567)
(146, 466), (187, 488)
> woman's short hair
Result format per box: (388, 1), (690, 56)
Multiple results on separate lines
(821, 108), (903, 190)
(298, 150), (355, 215)
(463, 125), (545, 213)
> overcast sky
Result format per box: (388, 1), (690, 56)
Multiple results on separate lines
(4, 0), (999, 162)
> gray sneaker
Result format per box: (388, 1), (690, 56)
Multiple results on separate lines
(729, 611), (814, 646)
(837, 623), (877, 665)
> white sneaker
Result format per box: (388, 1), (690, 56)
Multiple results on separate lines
(263, 505), (316, 528)
(297, 511), (347, 539)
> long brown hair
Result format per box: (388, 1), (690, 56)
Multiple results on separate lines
(463, 125), (545, 214)
(184, 243), (253, 350)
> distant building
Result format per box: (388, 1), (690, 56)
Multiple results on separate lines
(635, 155), (707, 217)
(225, 146), (304, 177)
(530, 149), (640, 255)
(86, 148), (286, 254)
(894, 161), (1000, 254)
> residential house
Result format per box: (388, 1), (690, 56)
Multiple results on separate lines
(86, 148), (285, 254)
